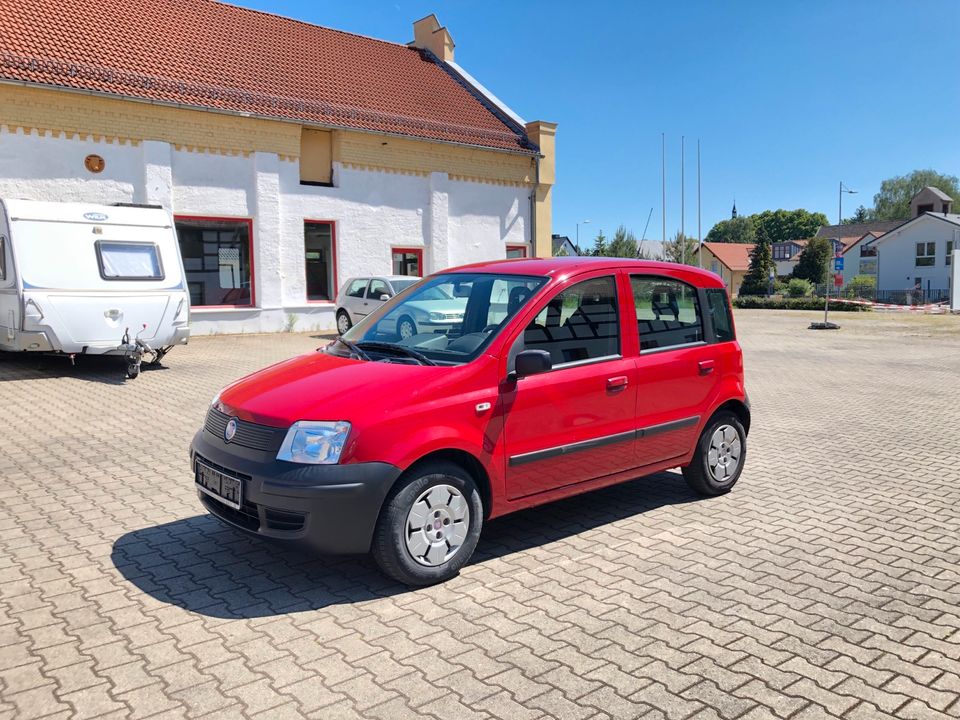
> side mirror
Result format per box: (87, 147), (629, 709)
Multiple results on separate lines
(379, 293), (391, 301)
(513, 349), (552, 378)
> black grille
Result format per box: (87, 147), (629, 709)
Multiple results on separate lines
(201, 492), (260, 531)
(204, 407), (285, 452)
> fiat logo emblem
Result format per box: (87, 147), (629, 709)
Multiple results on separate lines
(224, 418), (238, 442)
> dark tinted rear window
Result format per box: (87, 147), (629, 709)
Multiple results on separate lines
(706, 289), (735, 342)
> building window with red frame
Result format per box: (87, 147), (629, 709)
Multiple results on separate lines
(506, 245), (528, 259)
(392, 248), (422, 277)
(304, 221), (336, 301)
(175, 218), (254, 307)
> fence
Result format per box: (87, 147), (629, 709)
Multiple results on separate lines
(814, 284), (951, 306)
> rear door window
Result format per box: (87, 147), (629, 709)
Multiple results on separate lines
(96, 241), (164, 280)
(630, 276), (703, 352)
(706, 288), (735, 342)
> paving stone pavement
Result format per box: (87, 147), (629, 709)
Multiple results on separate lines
(1, 310), (959, 720)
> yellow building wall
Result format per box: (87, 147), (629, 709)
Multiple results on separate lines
(0, 82), (554, 246)
(700, 246), (746, 295)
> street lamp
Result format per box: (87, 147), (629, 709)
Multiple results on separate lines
(576, 220), (591, 255)
(823, 182), (857, 326)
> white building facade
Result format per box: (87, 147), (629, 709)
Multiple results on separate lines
(0, 8), (556, 335)
(873, 213), (959, 302)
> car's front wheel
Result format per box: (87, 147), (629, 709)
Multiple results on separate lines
(397, 315), (417, 340)
(682, 410), (746, 496)
(371, 460), (483, 586)
(336, 309), (352, 335)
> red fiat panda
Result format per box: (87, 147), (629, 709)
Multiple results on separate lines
(191, 258), (749, 585)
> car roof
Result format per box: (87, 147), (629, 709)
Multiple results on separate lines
(435, 256), (726, 288)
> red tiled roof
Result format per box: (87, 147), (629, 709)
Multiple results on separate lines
(0, 0), (535, 153)
(703, 242), (754, 271)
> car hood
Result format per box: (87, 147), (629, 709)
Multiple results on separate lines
(217, 349), (470, 428)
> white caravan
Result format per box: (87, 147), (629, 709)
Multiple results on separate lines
(0, 199), (190, 377)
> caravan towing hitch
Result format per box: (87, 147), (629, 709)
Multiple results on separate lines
(120, 325), (169, 379)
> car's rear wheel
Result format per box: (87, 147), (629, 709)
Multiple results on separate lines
(371, 460), (483, 586)
(336, 310), (352, 335)
(682, 411), (746, 496)
(397, 315), (417, 340)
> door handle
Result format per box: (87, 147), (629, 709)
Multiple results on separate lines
(607, 375), (629, 390)
(698, 360), (715, 375)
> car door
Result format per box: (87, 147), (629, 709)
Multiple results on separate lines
(501, 272), (640, 500)
(630, 274), (721, 465)
(343, 278), (370, 319)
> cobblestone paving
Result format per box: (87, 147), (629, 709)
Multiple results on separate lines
(2, 310), (959, 719)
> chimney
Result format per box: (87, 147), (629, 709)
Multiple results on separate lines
(411, 14), (455, 62)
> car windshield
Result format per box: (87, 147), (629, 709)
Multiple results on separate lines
(337, 272), (548, 365)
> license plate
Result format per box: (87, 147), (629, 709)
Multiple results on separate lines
(195, 459), (243, 510)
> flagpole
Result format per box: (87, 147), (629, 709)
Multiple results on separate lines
(697, 139), (702, 268)
(661, 133), (666, 254)
(681, 135), (685, 264)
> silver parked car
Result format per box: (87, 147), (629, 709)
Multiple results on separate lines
(335, 275), (468, 339)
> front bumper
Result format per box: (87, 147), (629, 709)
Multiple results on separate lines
(190, 429), (401, 554)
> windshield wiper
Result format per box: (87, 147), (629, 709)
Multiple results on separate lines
(355, 341), (436, 366)
(334, 337), (371, 361)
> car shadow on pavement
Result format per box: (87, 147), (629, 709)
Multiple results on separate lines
(111, 470), (699, 619)
(0, 351), (167, 384)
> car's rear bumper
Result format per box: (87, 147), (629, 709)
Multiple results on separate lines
(189, 430), (402, 554)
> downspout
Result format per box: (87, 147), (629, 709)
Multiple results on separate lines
(530, 154), (540, 256)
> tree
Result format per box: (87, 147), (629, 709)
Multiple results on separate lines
(843, 205), (868, 224)
(752, 209), (829, 244)
(663, 231), (699, 265)
(606, 225), (638, 258)
(704, 215), (755, 244)
(589, 229), (607, 257)
(791, 236), (832, 286)
(739, 238), (774, 296)
(868, 169), (960, 221)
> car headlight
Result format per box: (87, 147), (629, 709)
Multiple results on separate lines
(428, 311), (444, 322)
(211, 391), (221, 408)
(277, 421), (351, 465)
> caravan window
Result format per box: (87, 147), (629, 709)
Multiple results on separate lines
(96, 241), (164, 280)
(0, 235), (5, 280)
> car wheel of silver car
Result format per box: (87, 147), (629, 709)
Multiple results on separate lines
(397, 315), (417, 340)
(372, 460), (483, 586)
(682, 410), (746, 496)
(336, 310), (352, 335)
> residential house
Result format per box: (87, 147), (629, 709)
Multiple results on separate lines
(551, 234), (579, 257)
(701, 242), (754, 296)
(0, 1), (556, 335)
(772, 240), (807, 277)
(841, 231), (885, 279)
(872, 211), (958, 302)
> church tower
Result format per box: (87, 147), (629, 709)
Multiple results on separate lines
(731, 200), (738, 219)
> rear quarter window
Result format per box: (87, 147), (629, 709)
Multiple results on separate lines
(706, 288), (735, 342)
(96, 241), (164, 281)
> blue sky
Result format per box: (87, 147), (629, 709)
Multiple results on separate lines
(233, 0), (960, 246)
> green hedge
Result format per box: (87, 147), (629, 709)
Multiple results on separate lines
(733, 296), (871, 311)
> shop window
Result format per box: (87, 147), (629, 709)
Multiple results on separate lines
(506, 245), (528, 259)
(392, 248), (423, 277)
(300, 128), (333, 185)
(304, 222), (336, 301)
(175, 217), (253, 307)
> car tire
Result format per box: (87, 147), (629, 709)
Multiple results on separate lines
(682, 411), (746, 496)
(397, 315), (417, 340)
(336, 309), (352, 335)
(371, 460), (483, 586)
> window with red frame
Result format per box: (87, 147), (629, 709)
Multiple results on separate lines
(392, 248), (422, 277)
(506, 245), (528, 259)
(304, 222), (336, 301)
(175, 218), (253, 307)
